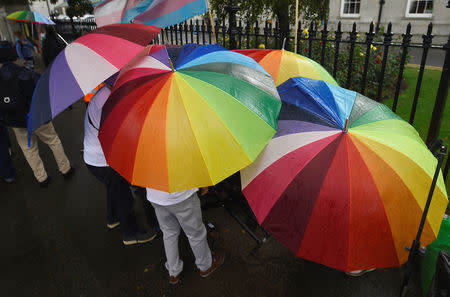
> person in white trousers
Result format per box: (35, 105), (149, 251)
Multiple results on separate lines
(146, 187), (224, 284)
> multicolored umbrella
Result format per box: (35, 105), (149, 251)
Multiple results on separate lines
(234, 49), (338, 86)
(27, 23), (161, 134)
(94, 0), (208, 28)
(99, 44), (281, 192)
(240, 77), (448, 272)
(7, 10), (55, 25)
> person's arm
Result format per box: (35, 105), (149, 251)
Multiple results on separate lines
(199, 187), (209, 196)
(15, 41), (24, 61)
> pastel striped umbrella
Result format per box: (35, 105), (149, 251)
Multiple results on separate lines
(94, 0), (208, 28)
(7, 10), (55, 25)
(27, 23), (161, 134)
(241, 77), (448, 272)
(234, 49), (338, 86)
(123, 0), (208, 27)
(99, 44), (281, 192)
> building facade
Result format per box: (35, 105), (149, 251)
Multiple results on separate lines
(328, 0), (450, 44)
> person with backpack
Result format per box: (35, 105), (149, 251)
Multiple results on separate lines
(14, 31), (35, 70)
(0, 47), (73, 187)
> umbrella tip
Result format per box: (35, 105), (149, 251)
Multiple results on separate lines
(168, 58), (175, 72)
(344, 118), (349, 132)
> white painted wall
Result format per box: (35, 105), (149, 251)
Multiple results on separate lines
(328, 0), (450, 44)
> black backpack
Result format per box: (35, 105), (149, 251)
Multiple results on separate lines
(0, 69), (27, 113)
(0, 63), (37, 127)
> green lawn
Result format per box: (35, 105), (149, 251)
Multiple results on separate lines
(383, 66), (450, 194)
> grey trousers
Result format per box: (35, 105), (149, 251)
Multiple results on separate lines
(151, 193), (212, 277)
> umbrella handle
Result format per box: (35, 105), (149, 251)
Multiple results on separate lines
(399, 144), (447, 297)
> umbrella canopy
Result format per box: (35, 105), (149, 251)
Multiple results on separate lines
(7, 10), (55, 25)
(234, 49), (338, 86)
(99, 44), (281, 192)
(240, 77), (448, 272)
(27, 23), (161, 134)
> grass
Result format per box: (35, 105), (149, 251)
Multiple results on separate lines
(383, 66), (450, 195)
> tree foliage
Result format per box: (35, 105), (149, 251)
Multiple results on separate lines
(66, 0), (92, 17)
(209, 0), (328, 50)
(209, 0), (329, 24)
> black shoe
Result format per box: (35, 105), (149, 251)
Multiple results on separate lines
(39, 176), (51, 187)
(63, 167), (75, 179)
(123, 229), (157, 245)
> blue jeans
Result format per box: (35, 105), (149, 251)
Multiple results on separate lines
(0, 124), (15, 180)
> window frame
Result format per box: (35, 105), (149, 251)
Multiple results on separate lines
(405, 0), (433, 18)
(340, 0), (361, 18)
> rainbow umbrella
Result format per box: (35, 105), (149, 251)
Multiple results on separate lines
(240, 77), (448, 272)
(7, 10), (55, 25)
(27, 23), (161, 134)
(234, 49), (338, 86)
(99, 44), (281, 192)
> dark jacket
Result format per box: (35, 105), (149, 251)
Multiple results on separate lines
(0, 62), (40, 128)
(42, 33), (66, 67)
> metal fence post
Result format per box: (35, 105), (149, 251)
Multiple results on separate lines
(376, 22), (393, 101)
(361, 22), (375, 95)
(320, 21), (329, 66)
(245, 19), (251, 49)
(296, 20), (302, 54)
(307, 22), (314, 58)
(409, 22), (433, 124)
(392, 23), (412, 112)
(274, 20), (280, 49)
(227, 0), (239, 50)
(264, 20), (269, 48)
(332, 22), (343, 78)
(346, 22), (358, 89)
(254, 21), (260, 48)
(426, 34), (450, 145)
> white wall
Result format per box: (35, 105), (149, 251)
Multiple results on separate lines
(328, 0), (450, 44)
(29, 0), (67, 17)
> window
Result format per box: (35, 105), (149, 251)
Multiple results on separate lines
(406, 0), (433, 17)
(341, 0), (361, 17)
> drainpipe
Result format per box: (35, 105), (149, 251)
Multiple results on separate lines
(376, 0), (385, 33)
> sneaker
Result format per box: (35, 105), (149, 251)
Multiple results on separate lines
(3, 176), (15, 183)
(199, 250), (225, 278)
(38, 176), (51, 187)
(169, 274), (180, 285)
(63, 167), (75, 179)
(123, 229), (157, 245)
(107, 221), (120, 229)
(345, 268), (376, 277)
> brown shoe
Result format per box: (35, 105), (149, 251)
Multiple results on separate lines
(199, 250), (225, 278)
(169, 274), (180, 285)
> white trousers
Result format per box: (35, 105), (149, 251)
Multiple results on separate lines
(151, 193), (212, 277)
